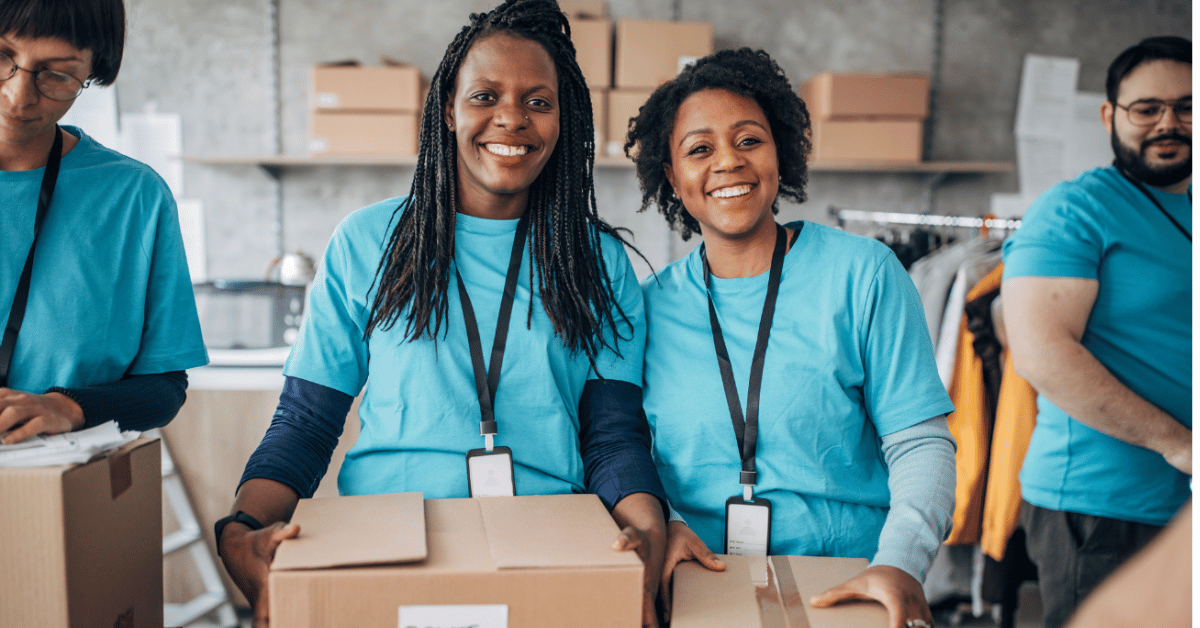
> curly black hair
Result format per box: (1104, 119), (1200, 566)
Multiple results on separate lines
(365, 0), (638, 369)
(624, 48), (812, 240)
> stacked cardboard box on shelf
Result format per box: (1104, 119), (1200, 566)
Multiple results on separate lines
(0, 438), (163, 628)
(268, 492), (642, 628)
(308, 61), (424, 156)
(562, 1), (611, 153)
(606, 19), (713, 155)
(800, 73), (930, 163)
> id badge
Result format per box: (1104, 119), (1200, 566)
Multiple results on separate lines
(466, 446), (516, 497)
(724, 495), (772, 556)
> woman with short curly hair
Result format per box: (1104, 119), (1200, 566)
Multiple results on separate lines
(627, 48), (955, 628)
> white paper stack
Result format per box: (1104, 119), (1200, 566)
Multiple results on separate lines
(0, 421), (141, 467)
(998, 55), (1111, 219)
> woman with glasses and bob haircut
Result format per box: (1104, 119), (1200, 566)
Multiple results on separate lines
(0, 0), (206, 444)
(625, 48), (957, 628)
(219, 1), (667, 625)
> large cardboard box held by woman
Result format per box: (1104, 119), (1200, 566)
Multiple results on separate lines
(269, 492), (643, 628)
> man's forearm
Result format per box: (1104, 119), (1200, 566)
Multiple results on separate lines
(1016, 338), (1190, 466)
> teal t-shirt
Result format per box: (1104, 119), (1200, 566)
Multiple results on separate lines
(1002, 166), (1191, 526)
(284, 197), (645, 498)
(0, 126), (207, 392)
(642, 222), (954, 557)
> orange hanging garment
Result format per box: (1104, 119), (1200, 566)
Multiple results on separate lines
(980, 351), (1038, 560)
(944, 263), (1004, 545)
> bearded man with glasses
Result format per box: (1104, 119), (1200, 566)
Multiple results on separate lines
(1000, 36), (1191, 628)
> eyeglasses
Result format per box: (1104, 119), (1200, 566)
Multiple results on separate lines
(0, 51), (90, 102)
(1114, 98), (1192, 127)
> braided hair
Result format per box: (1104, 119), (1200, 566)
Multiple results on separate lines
(624, 48), (812, 240)
(364, 0), (634, 368)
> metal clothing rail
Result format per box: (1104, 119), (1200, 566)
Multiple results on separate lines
(831, 207), (1022, 231)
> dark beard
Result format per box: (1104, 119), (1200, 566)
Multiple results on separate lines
(1111, 128), (1192, 188)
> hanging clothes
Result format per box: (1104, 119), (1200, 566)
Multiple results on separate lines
(944, 262), (1004, 545)
(909, 237), (1002, 347)
(981, 354), (1038, 561)
(934, 248), (1002, 388)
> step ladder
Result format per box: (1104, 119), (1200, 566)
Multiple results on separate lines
(147, 428), (238, 628)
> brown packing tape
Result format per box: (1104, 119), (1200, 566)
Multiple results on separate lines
(109, 443), (133, 500)
(772, 556), (810, 628)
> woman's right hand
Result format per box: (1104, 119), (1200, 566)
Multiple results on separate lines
(659, 520), (725, 623)
(219, 520), (301, 628)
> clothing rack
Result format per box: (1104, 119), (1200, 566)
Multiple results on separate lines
(830, 207), (1022, 232)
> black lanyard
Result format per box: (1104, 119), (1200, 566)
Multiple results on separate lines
(456, 211), (530, 438)
(0, 126), (64, 388)
(702, 223), (788, 488)
(1117, 166), (1192, 242)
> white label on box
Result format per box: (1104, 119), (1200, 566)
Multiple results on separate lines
(308, 138), (329, 153)
(677, 55), (700, 75)
(399, 605), (507, 628)
(317, 92), (339, 108)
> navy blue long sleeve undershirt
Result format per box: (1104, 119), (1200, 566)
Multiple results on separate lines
(239, 375), (668, 514)
(50, 370), (189, 431)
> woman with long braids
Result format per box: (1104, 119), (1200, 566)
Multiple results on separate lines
(627, 49), (956, 628)
(217, 1), (667, 625)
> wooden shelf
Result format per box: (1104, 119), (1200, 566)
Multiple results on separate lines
(181, 154), (1013, 174)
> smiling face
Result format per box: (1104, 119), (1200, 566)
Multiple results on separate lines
(445, 33), (560, 219)
(664, 88), (780, 244)
(0, 33), (91, 165)
(1101, 59), (1191, 189)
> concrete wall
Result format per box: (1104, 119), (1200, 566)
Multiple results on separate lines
(118, 0), (1189, 280)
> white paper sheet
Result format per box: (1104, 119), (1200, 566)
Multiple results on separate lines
(1064, 91), (1111, 180)
(119, 104), (184, 197)
(0, 421), (140, 467)
(58, 83), (120, 149)
(177, 199), (207, 283)
(1014, 54), (1080, 140)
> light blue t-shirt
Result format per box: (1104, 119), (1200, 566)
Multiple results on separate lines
(285, 197), (645, 498)
(0, 126), (207, 392)
(1003, 166), (1191, 526)
(643, 222), (954, 557)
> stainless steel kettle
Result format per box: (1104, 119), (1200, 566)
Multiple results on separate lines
(266, 250), (317, 286)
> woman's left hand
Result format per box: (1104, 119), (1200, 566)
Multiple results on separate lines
(611, 493), (667, 628)
(0, 388), (85, 444)
(809, 564), (934, 628)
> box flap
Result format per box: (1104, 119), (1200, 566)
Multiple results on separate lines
(478, 494), (642, 569)
(272, 492), (426, 570)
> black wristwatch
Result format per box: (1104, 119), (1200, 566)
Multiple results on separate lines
(214, 510), (264, 558)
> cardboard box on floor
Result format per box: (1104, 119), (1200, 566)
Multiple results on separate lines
(311, 62), (424, 112)
(269, 493), (643, 628)
(309, 111), (419, 156)
(671, 554), (888, 628)
(614, 20), (713, 89)
(811, 119), (924, 163)
(0, 438), (163, 628)
(801, 73), (930, 120)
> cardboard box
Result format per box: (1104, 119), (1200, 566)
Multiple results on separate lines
(311, 63), (423, 112)
(570, 18), (613, 89)
(590, 88), (608, 154)
(560, 0), (607, 19)
(800, 73), (930, 120)
(0, 438), (163, 628)
(309, 111), (419, 156)
(811, 119), (924, 163)
(606, 88), (654, 156)
(270, 493), (643, 628)
(614, 20), (713, 89)
(672, 554), (887, 628)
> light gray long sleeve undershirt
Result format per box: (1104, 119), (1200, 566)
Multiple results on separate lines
(667, 415), (956, 583)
